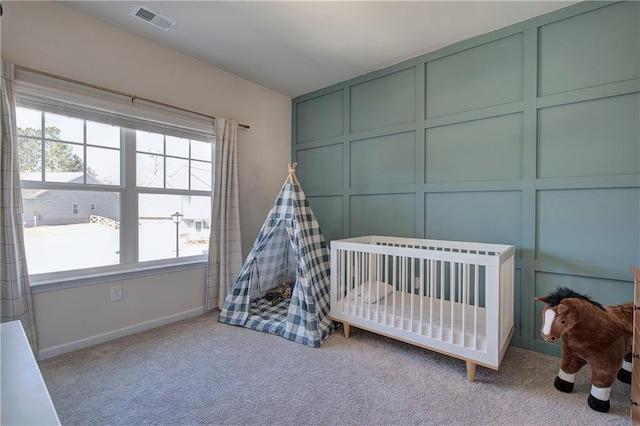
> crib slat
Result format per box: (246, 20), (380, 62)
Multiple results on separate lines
(474, 264), (479, 351)
(429, 259), (435, 338)
(456, 262), (460, 343)
(461, 264), (466, 346)
(450, 261), (454, 343)
(383, 253), (388, 326)
(345, 250), (354, 313)
(419, 259), (424, 335)
(368, 253), (373, 320)
(340, 249), (344, 312)
(439, 260), (444, 340)
(411, 257), (414, 329)
(374, 253), (380, 322)
(392, 255), (397, 328)
(399, 256), (404, 329)
(358, 252), (364, 317)
(409, 257), (413, 331)
(401, 256), (406, 330)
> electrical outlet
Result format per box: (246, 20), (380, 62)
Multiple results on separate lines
(110, 285), (123, 302)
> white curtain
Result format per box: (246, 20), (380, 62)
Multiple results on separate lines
(206, 118), (243, 310)
(1, 59), (38, 351)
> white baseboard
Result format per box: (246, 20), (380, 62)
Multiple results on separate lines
(36, 307), (205, 360)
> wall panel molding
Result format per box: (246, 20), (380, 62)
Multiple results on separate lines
(292, 0), (639, 356)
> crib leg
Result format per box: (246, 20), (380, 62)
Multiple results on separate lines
(343, 323), (350, 339)
(466, 361), (476, 382)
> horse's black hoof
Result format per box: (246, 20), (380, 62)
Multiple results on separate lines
(587, 394), (610, 413)
(554, 376), (574, 393)
(617, 368), (632, 384)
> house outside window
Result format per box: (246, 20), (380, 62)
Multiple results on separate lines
(16, 100), (214, 278)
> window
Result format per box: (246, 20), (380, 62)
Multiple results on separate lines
(17, 104), (213, 278)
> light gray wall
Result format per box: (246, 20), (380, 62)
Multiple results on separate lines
(292, 1), (640, 356)
(2, 1), (292, 358)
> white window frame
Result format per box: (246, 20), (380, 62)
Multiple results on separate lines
(15, 70), (215, 287)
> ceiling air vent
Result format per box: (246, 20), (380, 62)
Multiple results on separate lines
(130, 5), (177, 31)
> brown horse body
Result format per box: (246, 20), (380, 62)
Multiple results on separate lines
(536, 287), (633, 413)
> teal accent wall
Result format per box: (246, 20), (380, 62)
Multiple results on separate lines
(291, 1), (640, 356)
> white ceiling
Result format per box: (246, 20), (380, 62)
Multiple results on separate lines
(60, 1), (578, 98)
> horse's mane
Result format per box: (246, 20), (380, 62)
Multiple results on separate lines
(544, 286), (605, 311)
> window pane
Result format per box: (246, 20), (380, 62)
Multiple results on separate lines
(87, 147), (120, 185)
(22, 189), (120, 274)
(166, 157), (189, 190)
(138, 194), (210, 262)
(87, 121), (120, 148)
(44, 142), (84, 182)
(137, 153), (164, 188)
(18, 137), (43, 178)
(137, 130), (163, 154)
(16, 107), (42, 133)
(166, 135), (189, 158)
(191, 160), (211, 190)
(45, 112), (83, 143)
(191, 140), (211, 161)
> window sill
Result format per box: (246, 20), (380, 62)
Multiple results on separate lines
(30, 260), (207, 294)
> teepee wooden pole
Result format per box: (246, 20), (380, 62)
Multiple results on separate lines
(287, 162), (299, 184)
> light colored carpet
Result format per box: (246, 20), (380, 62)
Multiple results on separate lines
(39, 311), (632, 425)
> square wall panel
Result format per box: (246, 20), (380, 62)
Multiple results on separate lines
(350, 67), (416, 133)
(426, 33), (523, 118)
(536, 188), (640, 267)
(426, 113), (523, 183)
(296, 90), (343, 143)
(538, 1), (640, 96)
(350, 131), (416, 187)
(350, 194), (415, 238)
(307, 196), (343, 244)
(425, 191), (522, 252)
(296, 144), (343, 190)
(537, 93), (640, 179)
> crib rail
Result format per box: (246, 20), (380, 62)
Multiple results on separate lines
(330, 236), (515, 370)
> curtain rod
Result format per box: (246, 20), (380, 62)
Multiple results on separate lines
(14, 65), (250, 130)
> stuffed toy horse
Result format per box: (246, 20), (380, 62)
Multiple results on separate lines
(535, 287), (633, 413)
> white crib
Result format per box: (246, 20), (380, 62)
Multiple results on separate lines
(330, 236), (515, 381)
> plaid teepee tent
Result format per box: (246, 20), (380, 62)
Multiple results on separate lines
(219, 163), (335, 347)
